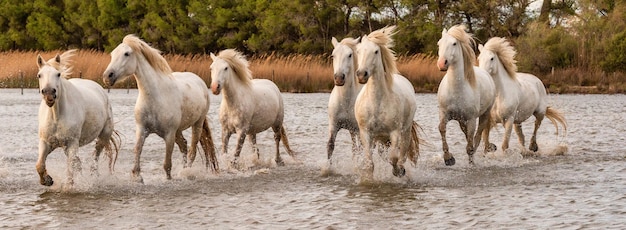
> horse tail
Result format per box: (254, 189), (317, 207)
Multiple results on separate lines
(104, 130), (121, 172)
(200, 118), (219, 172)
(280, 124), (296, 157)
(545, 106), (567, 136)
(408, 121), (422, 165)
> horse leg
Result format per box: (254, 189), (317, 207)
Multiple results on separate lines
(501, 118), (514, 151)
(221, 128), (232, 156)
(36, 141), (54, 186)
(439, 117), (455, 166)
(349, 128), (360, 158)
(163, 132), (177, 180)
(249, 134), (260, 159)
(175, 132), (188, 167)
(389, 131), (406, 177)
(514, 123), (526, 148)
(186, 122), (203, 168)
(272, 126), (285, 166)
(326, 124), (339, 163)
(91, 137), (106, 175)
(232, 132), (246, 167)
(476, 113), (496, 153)
(460, 119), (477, 165)
(358, 130), (375, 181)
(529, 113), (544, 152)
(132, 129), (149, 183)
(64, 140), (81, 187)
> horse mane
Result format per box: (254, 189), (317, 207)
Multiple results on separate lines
(483, 37), (518, 79)
(123, 34), (173, 75)
(340, 37), (359, 71)
(367, 25), (399, 86)
(216, 49), (253, 84)
(46, 49), (76, 79)
(447, 25), (476, 86)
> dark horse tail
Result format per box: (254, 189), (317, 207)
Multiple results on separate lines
(408, 121), (422, 165)
(200, 118), (219, 172)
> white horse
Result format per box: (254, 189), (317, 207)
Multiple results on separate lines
(36, 50), (119, 187)
(103, 35), (217, 182)
(209, 49), (295, 167)
(477, 37), (567, 152)
(354, 26), (421, 178)
(327, 36), (363, 166)
(436, 25), (496, 166)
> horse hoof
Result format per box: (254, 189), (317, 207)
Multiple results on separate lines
(392, 166), (406, 177)
(41, 175), (54, 186)
(275, 159), (285, 167)
(444, 157), (456, 166)
(487, 143), (497, 152)
(131, 174), (144, 184)
(530, 143), (539, 152)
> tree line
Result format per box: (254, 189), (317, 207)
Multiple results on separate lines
(1, 0), (626, 74)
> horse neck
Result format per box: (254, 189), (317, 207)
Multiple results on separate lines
(134, 57), (173, 96)
(445, 60), (472, 89)
(491, 63), (516, 92)
(221, 76), (251, 106)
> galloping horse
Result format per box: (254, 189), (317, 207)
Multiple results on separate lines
(209, 49), (295, 167)
(327, 36), (362, 166)
(477, 37), (567, 152)
(36, 50), (119, 187)
(103, 35), (217, 182)
(354, 26), (421, 179)
(436, 25), (496, 166)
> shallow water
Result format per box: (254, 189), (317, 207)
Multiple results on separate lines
(1, 89), (625, 229)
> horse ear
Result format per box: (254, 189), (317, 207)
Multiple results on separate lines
(54, 54), (61, 64)
(37, 54), (45, 68)
(478, 44), (484, 52)
(442, 28), (447, 36)
(331, 37), (338, 47)
(210, 52), (216, 61)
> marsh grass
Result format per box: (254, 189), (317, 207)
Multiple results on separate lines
(1, 50), (624, 93)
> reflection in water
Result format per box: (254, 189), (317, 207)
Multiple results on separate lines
(0, 89), (625, 228)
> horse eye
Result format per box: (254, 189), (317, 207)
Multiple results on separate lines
(57, 73), (61, 78)
(490, 57), (494, 61)
(374, 50), (379, 54)
(453, 42), (457, 46)
(124, 52), (130, 57)
(224, 67), (228, 71)
(37, 74), (41, 78)
(348, 54), (352, 58)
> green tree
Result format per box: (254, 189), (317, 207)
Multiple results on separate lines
(0, 0), (34, 50)
(26, 0), (66, 50)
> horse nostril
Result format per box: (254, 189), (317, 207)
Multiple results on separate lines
(52, 89), (56, 94)
(445, 60), (448, 65)
(108, 72), (114, 78)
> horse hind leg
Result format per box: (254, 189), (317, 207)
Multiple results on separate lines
(460, 119), (477, 165)
(199, 119), (218, 172)
(249, 134), (260, 159)
(272, 126), (285, 166)
(514, 123), (526, 149)
(279, 124), (296, 158)
(530, 113), (545, 152)
(175, 132), (189, 167)
(185, 123), (203, 168)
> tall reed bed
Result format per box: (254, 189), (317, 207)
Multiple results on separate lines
(1, 50), (623, 93)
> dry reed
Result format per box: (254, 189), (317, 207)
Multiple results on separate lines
(1, 50), (624, 93)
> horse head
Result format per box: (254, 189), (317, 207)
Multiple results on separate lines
(210, 49), (252, 95)
(209, 52), (227, 95)
(331, 37), (358, 86)
(477, 44), (498, 76)
(103, 42), (137, 86)
(36, 54), (63, 107)
(355, 35), (379, 84)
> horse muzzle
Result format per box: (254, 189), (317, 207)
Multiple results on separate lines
(334, 73), (346, 86)
(211, 83), (221, 95)
(103, 70), (117, 86)
(437, 58), (448, 71)
(356, 70), (369, 84)
(41, 88), (57, 107)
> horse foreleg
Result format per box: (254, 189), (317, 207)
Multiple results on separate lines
(249, 134), (260, 159)
(36, 140), (54, 186)
(349, 129), (360, 158)
(358, 130), (375, 182)
(389, 131), (406, 177)
(530, 113), (544, 152)
(460, 119), (477, 165)
(231, 132), (246, 168)
(163, 132), (177, 180)
(175, 132), (189, 167)
(327, 124), (339, 162)
(132, 129), (148, 183)
(64, 140), (81, 187)
(439, 117), (454, 166)
(514, 123), (526, 148)
(502, 118), (514, 151)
